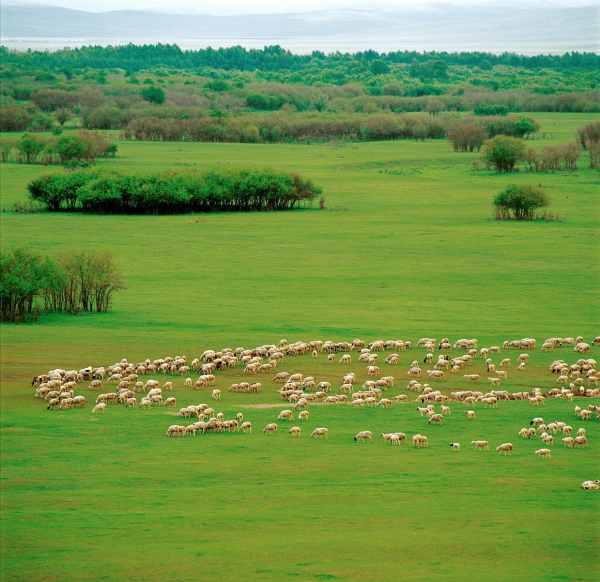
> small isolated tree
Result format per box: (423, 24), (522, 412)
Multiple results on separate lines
(140, 86), (166, 105)
(493, 184), (549, 220)
(481, 135), (526, 172)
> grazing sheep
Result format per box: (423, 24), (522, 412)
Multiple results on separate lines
(428, 413), (443, 425)
(450, 443), (461, 451)
(288, 426), (301, 437)
(472, 440), (489, 451)
(240, 422), (252, 434)
(278, 410), (294, 421)
(463, 374), (480, 383)
(311, 427), (329, 440)
(580, 410), (593, 421)
(540, 433), (554, 447)
(355, 431), (373, 442)
(577, 428), (586, 437)
(413, 434), (428, 448)
(393, 394), (408, 403)
(496, 443), (513, 456)
(212, 389), (221, 400)
(464, 410), (476, 420)
(92, 403), (106, 415)
(299, 411), (309, 421)
(518, 362), (526, 371)
(535, 448), (552, 459)
(164, 397), (177, 407)
(263, 423), (278, 435)
(328, 354), (335, 364)
(562, 437), (575, 448)
(573, 436), (589, 448)
(581, 480), (600, 490)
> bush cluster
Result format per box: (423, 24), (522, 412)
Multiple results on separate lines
(0, 246), (125, 323)
(27, 168), (323, 214)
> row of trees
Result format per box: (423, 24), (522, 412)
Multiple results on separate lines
(120, 113), (449, 143)
(0, 131), (117, 166)
(480, 136), (585, 173)
(2, 45), (598, 73)
(0, 246), (125, 323)
(27, 168), (323, 214)
(446, 115), (539, 152)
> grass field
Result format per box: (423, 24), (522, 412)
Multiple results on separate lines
(1, 112), (599, 582)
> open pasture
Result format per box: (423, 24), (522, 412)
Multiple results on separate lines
(1, 111), (599, 581)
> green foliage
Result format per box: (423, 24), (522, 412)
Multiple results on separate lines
(16, 134), (47, 164)
(474, 104), (509, 116)
(0, 246), (125, 321)
(27, 168), (322, 214)
(0, 105), (32, 131)
(493, 184), (549, 220)
(140, 86), (166, 105)
(481, 135), (527, 172)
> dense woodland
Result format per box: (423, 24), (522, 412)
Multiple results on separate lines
(0, 45), (599, 145)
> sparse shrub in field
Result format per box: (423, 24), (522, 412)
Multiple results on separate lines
(481, 135), (527, 173)
(447, 120), (488, 152)
(16, 134), (47, 164)
(0, 246), (125, 322)
(0, 140), (14, 162)
(493, 184), (550, 220)
(541, 142), (582, 172)
(576, 120), (600, 168)
(27, 168), (322, 214)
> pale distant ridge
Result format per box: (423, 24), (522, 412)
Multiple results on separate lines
(1, 3), (598, 54)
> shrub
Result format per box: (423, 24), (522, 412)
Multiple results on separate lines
(140, 86), (166, 105)
(474, 104), (509, 116)
(493, 184), (549, 220)
(0, 106), (32, 132)
(0, 246), (125, 322)
(576, 120), (600, 168)
(481, 135), (527, 173)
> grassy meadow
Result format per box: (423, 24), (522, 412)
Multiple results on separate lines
(1, 111), (599, 582)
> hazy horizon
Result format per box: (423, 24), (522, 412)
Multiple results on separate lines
(4, 0), (599, 15)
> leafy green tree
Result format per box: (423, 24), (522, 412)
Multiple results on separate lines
(370, 60), (390, 75)
(481, 135), (527, 172)
(17, 134), (46, 164)
(493, 184), (549, 220)
(140, 86), (166, 105)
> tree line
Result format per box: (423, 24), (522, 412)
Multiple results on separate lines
(0, 246), (125, 323)
(1, 45), (598, 73)
(476, 121), (599, 173)
(27, 168), (323, 214)
(0, 130), (117, 166)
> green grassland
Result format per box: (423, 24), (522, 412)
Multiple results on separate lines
(1, 112), (599, 582)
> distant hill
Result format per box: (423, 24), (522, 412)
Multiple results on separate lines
(1, 3), (599, 54)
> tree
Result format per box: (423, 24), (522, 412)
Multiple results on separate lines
(481, 135), (527, 172)
(425, 99), (445, 116)
(53, 108), (73, 126)
(493, 184), (549, 220)
(140, 86), (166, 105)
(17, 134), (46, 164)
(447, 120), (488, 152)
(370, 59), (390, 75)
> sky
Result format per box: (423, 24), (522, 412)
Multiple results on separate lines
(7, 0), (596, 14)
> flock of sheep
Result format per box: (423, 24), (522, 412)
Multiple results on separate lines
(32, 335), (599, 489)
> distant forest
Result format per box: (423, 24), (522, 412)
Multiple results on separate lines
(1, 45), (598, 144)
